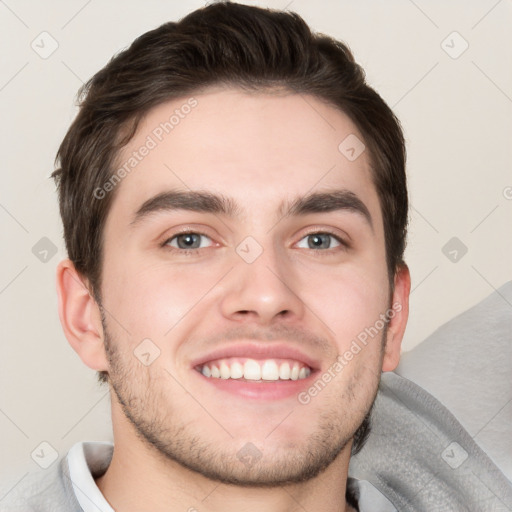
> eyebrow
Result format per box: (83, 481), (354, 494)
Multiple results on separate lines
(130, 189), (372, 229)
(130, 190), (240, 227)
(280, 190), (373, 229)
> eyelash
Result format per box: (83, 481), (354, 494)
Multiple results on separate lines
(298, 230), (349, 254)
(161, 230), (349, 255)
(160, 231), (215, 256)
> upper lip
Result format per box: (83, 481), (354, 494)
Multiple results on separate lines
(191, 342), (321, 371)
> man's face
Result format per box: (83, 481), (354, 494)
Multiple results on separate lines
(99, 87), (395, 485)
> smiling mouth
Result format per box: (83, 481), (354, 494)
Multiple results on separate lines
(197, 357), (312, 382)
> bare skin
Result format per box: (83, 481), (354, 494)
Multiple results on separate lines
(57, 87), (410, 512)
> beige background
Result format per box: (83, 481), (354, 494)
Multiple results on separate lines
(1, 0), (511, 492)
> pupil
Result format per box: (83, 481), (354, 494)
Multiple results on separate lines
(178, 234), (200, 249)
(309, 234), (330, 249)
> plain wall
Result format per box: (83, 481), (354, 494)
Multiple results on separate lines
(1, 0), (511, 492)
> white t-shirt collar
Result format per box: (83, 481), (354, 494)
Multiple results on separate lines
(67, 441), (115, 512)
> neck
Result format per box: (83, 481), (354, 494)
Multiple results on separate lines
(97, 451), (354, 512)
(96, 409), (355, 512)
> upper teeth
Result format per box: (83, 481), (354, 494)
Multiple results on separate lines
(200, 358), (311, 381)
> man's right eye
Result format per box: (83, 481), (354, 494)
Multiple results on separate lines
(164, 232), (214, 251)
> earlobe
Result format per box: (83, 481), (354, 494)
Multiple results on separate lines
(56, 259), (108, 373)
(381, 264), (411, 372)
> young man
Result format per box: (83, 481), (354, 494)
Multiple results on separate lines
(3, 3), (510, 511)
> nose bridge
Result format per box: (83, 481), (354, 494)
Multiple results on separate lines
(220, 234), (304, 323)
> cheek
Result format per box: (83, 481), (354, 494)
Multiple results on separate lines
(304, 261), (389, 353)
(102, 259), (226, 341)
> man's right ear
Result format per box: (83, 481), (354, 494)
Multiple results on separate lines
(56, 259), (108, 373)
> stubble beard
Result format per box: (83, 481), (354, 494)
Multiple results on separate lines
(102, 318), (381, 487)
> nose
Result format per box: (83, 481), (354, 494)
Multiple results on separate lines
(219, 242), (306, 326)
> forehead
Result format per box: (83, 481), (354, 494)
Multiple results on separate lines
(108, 87), (378, 223)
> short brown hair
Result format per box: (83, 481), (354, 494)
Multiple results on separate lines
(52, 2), (407, 451)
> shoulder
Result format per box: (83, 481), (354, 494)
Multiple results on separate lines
(350, 283), (512, 509)
(350, 372), (512, 510)
(0, 457), (81, 512)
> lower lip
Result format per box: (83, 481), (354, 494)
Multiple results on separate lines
(195, 370), (317, 400)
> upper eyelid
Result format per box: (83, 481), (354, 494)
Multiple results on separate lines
(294, 226), (350, 244)
(160, 226), (217, 245)
(162, 232), (213, 248)
(165, 231), (212, 240)
(295, 232), (347, 248)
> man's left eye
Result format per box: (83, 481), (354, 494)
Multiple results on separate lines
(166, 233), (213, 250)
(296, 233), (342, 250)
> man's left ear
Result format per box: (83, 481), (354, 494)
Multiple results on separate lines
(381, 264), (411, 372)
